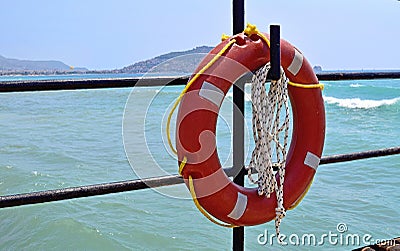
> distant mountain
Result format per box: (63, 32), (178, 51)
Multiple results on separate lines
(0, 46), (213, 75)
(0, 55), (87, 73)
(116, 46), (213, 74)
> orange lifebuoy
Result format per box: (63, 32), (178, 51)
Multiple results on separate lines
(176, 30), (325, 226)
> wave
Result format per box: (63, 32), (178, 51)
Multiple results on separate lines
(349, 83), (364, 88)
(324, 96), (400, 109)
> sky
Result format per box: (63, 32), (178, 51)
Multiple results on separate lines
(1, 0), (399, 70)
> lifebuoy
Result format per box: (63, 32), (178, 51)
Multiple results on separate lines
(175, 28), (325, 226)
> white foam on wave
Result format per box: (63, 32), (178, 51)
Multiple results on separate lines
(324, 96), (400, 109)
(349, 83), (364, 88)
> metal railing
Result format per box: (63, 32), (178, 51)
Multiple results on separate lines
(0, 146), (399, 209)
(1, 71), (400, 93)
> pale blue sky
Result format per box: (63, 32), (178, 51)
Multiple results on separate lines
(1, 0), (399, 70)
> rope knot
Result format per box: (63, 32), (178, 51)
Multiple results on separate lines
(244, 23), (259, 36)
(275, 207), (286, 219)
(221, 33), (230, 41)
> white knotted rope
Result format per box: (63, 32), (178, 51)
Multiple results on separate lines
(246, 63), (290, 239)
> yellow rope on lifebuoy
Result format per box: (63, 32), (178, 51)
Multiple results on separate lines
(167, 23), (272, 157)
(288, 178), (314, 210)
(178, 156), (187, 175)
(178, 157), (237, 228)
(164, 39), (239, 229)
(245, 23), (324, 91)
(288, 81), (324, 90)
(244, 23), (271, 48)
(188, 175), (237, 228)
(221, 33), (230, 41)
(166, 39), (237, 156)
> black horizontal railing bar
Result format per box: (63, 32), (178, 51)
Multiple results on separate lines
(319, 146), (400, 164)
(0, 175), (183, 209)
(1, 146), (399, 209)
(1, 71), (400, 92)
(316, 71), (400, 81)
(0, 76), (189, 93)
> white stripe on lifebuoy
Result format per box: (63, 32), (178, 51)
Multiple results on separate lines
(199, 81), (224, 107)
(227, 192), (248, 220)
(304, 151), (320, 170)
(287, 48), (303, 76)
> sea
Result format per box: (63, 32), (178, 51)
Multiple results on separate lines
(0, 74), (399, 250)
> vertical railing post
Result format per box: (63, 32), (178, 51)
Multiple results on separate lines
(232, 0), (245, 250)
(269, 25), (281, 81)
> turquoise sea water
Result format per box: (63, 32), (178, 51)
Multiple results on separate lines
(0, 75), (399, 250)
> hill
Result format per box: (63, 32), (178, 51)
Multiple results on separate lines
(116, 46), (213, 74)
(0, 46), (214, 75)
(0, 55), (87, 74)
